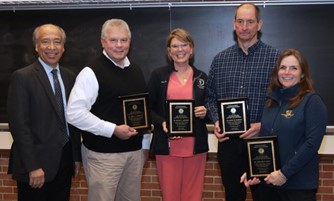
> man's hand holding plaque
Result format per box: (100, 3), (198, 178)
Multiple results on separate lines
(119, 93), (151, 131)
(166, 100), (194, 137)
(217, 97), (250, 137)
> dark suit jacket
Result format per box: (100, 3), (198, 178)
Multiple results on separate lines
(7, 60), (81, 182)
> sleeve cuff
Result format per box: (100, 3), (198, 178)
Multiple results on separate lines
(142, 133), (151, 149)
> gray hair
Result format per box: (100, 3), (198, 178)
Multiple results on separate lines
(32, 24), (66, 45)
(101, 19), (131, 39)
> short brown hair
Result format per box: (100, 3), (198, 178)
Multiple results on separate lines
(235, 3), (261, 22)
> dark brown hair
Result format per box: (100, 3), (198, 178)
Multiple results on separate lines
(266, 49), (314, 108)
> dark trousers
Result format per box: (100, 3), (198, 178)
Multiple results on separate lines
(217, 138), (260, 201)
(17, 142), (73, 201)
(259, 183), (317, 201)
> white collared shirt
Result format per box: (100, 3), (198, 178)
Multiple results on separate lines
(102, 50), (130, 69)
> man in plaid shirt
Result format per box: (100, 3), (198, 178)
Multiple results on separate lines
(205, 3), (280, 201)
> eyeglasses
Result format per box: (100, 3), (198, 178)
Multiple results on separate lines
(170, 43), (189, 49)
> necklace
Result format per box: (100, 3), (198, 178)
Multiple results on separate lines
(175, 66), (191, 84)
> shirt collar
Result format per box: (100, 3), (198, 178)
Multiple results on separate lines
(38, 57), (59, 74)
(102, 50), (130, 69)
(237, 40), (262, 56)
(268, 84), (300, 102)
(247, 40), (262, 54)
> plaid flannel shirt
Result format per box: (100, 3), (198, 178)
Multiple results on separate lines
(206, 40), (280, 123)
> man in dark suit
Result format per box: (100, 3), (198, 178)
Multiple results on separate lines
(7, 24), (81, 201)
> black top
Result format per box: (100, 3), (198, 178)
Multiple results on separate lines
(82, 55), (147, 153)
(147, 65), (209, 155)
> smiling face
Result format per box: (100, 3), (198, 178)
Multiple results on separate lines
(278, 55), (304, 88)
(34, 24), (65, 68)
(168, 37), (193, 66)
(101, 26), (131, 67)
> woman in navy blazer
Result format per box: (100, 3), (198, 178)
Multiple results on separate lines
(241, 49), (327, 201)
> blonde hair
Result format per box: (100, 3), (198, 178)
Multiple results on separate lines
(166, 28), (194, 64)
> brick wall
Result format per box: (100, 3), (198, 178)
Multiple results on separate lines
(1, 150), (334, 201)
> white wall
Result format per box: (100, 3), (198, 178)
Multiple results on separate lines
(2, 124), (334, 154)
